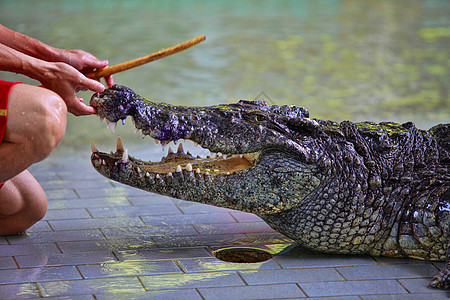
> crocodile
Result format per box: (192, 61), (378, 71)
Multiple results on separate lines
(89, 85), (450, 289)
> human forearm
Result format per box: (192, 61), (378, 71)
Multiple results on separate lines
(0, 43), (50, 81)
(0, 24), (63, 63)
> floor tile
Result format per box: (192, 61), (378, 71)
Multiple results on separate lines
(299, 280), (407, 297)
(7, 229), (105, 245)
(337, 263), (440, 280)
(398, 278), (450, 294)
(176, 202), (235, 214)
(38, 277), (145, 297)
(115, 247), (212, 261)
(152, 233), (250, 248)
(141, 212), (236, 226)
(275, 252), (377, 269)
(126, 194), (177, 206)
(361, 294), (450, 299)
(178, 257), (280, 273)
(231, 212), (264, 223)
(88, 205), (181, 218)
(45, 189), (79, 200)
(194, 222), (275, 235)
(57, 239), (157, 253)
(0, 266), (81, 285)
(0, 283), (40, 299)
(49, 216), (145, 230)
(47, 197), (131, 209)
(0, 243), (60, 257)
(76, 186), (149, 198)
(0, 257), (16, 269)
(198, 283), (305, 300)
(44, 208), (92, 220)
(95, 289), (202, 300)
(27, 221), (53, 232)
(140, 271), (245, 290)
(78, 260), (182, 278)
(15, 250), (116, 268)
(239, 268), (344, 285)
(102, 225), (198, 239)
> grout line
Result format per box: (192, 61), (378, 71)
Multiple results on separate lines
(75, 265), (85, 279)
(54, 242), (64, 254)
(34, 282), (44, 298)
(236, 271), (249, 286)
(295, 283), (308, 298)
(11, 256), (20, 269)
(72, 188), (81, 199)
(136, 276), (147, 291)
(195, 288), (205, 300)
(334, 267), (348, 281)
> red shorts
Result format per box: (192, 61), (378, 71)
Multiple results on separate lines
(0, 79), (23, 189)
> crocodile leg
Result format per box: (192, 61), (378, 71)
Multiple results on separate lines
(429, 243), (449, 289)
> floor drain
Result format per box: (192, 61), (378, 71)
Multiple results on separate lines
(213, 247), (273, 263)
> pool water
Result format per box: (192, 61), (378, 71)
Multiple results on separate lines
(0, 0), (448, 159)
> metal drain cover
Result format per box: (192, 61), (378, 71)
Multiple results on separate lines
(213, 247), (273, 263)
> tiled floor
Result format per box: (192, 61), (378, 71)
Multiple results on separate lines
(0, 152), (449, 299)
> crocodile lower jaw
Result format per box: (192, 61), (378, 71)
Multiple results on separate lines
(91, 137), (259, 178)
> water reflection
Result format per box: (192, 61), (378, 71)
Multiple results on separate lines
(0, 0), (447, 156)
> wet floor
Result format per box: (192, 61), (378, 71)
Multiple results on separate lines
(0, 152), (448, 299)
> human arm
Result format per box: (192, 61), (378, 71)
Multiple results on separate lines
(0, 24), (113, 115)
(0, 42), (106, 115)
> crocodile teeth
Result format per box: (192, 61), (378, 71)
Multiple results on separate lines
(196, 168), (201, 174)
(109, 121), (117, 133)
(122, 149), (129, 163)
(176, 165), (182, 172)
(91, 141), (99, 153)
(186, 163), (193, 172)
(116, 137), (124, 151)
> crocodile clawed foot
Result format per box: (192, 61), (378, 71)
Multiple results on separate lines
(428, 266), (450, 289)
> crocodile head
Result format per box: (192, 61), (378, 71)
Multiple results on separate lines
(89, 85), (330, 215)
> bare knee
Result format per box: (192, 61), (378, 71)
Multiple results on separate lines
(34, 89), (67, 160)
(7, 85), (67, 162)
(0, 170), (47, 235)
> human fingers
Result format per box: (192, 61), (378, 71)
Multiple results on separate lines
(65, 49), (109, 71)
(105, 75), (114, 87)
(79, 76), (106, 93)
(67, 98), (97, 116)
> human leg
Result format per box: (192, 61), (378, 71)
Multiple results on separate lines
(0, 84), (67, 181)
(0, 83), (67, 235)
(0, 170), (46, 235)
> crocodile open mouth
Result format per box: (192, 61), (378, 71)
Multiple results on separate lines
(91, 136), (259, 178)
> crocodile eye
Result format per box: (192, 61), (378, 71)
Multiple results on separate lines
(254, 115), (266, 122)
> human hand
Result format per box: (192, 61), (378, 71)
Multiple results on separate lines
(39, 61), (106, 116)
(59, 49), (114, 87)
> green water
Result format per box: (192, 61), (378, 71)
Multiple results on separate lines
(0, 0), (449, 158)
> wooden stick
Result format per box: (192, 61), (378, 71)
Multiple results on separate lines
(84, 35), (206, 79)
